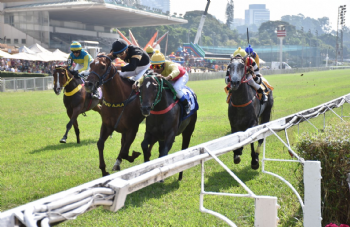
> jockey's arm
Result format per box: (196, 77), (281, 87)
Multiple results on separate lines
(164, 63), (180, 81)
(121, 55), (141, 72)
(67, 55), (74, 70)
(250, 61), (262, 84)
(78, 55), (91, 73)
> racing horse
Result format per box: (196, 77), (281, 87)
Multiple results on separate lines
(53, 66), (102, 143)
(139, 75), (197, 181)
(84, 55), (144, 177)
(227, 57), (273, 169)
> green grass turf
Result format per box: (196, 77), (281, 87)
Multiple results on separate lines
(1, 69), (350, 226)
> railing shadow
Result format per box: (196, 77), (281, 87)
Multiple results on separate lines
(30, 139), (97, 154)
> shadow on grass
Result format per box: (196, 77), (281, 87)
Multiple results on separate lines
(205, 165), (260, 191)
(115, 179), (181, 209)
(30, 139), (98, 154)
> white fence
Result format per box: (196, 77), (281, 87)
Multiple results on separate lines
(2, 92), (349, 226)
(0, 77), (54, 92)
(1, 67), (349, 92)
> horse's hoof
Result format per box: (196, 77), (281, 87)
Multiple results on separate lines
(158, 180), (164, 183)
(60, 139), (66, 143)
(251, 160), (259, 170)
(130, 151), (141, 162)
(102, 172), (110, 177)
(234, 155), (241, 164)
(112, 165), (121, 171)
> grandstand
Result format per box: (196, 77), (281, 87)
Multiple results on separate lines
(0, 0), (187, 52)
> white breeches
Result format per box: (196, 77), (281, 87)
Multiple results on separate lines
(246, 74), (261, 90)
(170, 71), (189, 98)
(119, 63), (151, 81)
(74, 63), (91, 76)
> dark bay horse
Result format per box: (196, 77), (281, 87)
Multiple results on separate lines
(84, 55), (144, 176)
(53, 66), (102, 143)
(227, 57), (273, 169)
(139, 75), (197, 181)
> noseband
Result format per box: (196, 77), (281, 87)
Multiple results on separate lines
(89, 55), (117, 87)
(141, 75), (163, 110)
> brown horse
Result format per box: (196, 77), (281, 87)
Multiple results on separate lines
(139, 75), (198, 181)
(53, 66), (102, 143)
(84, 55), (144, 177)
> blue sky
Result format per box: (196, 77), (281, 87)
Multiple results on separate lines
(171, 0), (348, 30)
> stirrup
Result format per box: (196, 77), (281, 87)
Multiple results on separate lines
(185, 105), (191, 115)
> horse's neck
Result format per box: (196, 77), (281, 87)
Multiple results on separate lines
(231, 83), (254, 103)
(103, 73), (130, 101)
(155, 88), (174, 110)
(64, 77), (81, 91)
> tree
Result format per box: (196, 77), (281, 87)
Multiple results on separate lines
(225, 0), (234, 29)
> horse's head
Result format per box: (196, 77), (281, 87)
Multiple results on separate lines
(227, 58), (246, 91)
(85, 54), (114, 93)
(53, 65), (70, 95)
(140, 75), (160, 117)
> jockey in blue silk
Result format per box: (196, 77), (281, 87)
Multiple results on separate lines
(67, 41), (98, 98)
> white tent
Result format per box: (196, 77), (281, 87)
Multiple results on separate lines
(0, 49), (13, 58)
(19, 46), (36, 55)
(53, 49), (69, 59)
(28, 43), (51, 53)
(7, 52), (44, 61)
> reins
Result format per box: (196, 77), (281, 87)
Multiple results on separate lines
(55, 67), (84, 96)
(89, 55), (118, 87)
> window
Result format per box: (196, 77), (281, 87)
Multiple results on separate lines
(14, 39), (18, 44)
(22, 39), (26, 44)
(6, 39), (11, 44)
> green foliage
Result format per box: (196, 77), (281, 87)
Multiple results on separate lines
(0, 71), (49, 77)
(225, 0), (234, 28)
(296, 122), (350, 225)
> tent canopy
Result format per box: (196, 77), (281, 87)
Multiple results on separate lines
(0, 49), (13, 58)
(28, 43), (51, 53)
(19, 46), (36, 54)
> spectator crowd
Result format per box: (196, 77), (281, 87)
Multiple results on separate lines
(0, 57), (65, 74)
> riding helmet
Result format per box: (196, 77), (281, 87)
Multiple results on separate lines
(150, 50), (165, 65)
(70, 41), (82, 51)
(233, 47), (247, 57)
(146, 45), (154, 54)
(111, 39), (128, 54)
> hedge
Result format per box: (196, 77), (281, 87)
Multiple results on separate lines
(296, 121), (350, 226)
(0, 71), (49, 78)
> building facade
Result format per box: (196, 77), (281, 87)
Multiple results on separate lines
(245, 4), (270, 26)
(139, 0), (170, 14)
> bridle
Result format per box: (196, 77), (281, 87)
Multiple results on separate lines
(89, 55), (117, 87)
(54, 67), (72, 88)
(140, 75), (176, 110)
(228, 58), (252, 84)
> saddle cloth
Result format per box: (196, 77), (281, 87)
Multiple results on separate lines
(181, 86), (199, 120)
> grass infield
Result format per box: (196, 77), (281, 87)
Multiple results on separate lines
(1, 69), (350, 226)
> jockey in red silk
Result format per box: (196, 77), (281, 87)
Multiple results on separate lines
(134, 50), (191, 115)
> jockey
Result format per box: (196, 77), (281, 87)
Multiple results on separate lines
(133, 50), (191, 115)
(108, 39), (150, 81)
(245, 44), (260, 67)
(226, 47), (267, 103)
(146, 45), (155, 58)
(68, 41), (98, 99)
(68, 41), (93, 77)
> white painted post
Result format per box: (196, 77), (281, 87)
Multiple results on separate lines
(254, 196), (279, 227)
(303, 161), (322, 227)
(107, 178), (129, 212)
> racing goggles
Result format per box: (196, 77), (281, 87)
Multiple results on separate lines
(72, 50), (81, 54)
(150, 64), (163, 69)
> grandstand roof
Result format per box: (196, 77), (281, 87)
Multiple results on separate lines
(4, 1), (187, 28)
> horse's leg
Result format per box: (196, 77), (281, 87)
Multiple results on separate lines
(61, 107), (81, 143)
(178, 114), (197, 181)
(141, 131), (156, 162)
(113, 129), (141, 171)
(97, 124), (113, 176)
(73, 121), (80, 144)
(250, 143), (259, 170)
(233, 147), (243, 164)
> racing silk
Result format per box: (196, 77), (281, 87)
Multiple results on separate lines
(68, 50), (93, 73)
(121, 45), (150, 72)
(246, 56), (262, 84)
(161, 60), (186, 81)
(252, 52), (260, 67)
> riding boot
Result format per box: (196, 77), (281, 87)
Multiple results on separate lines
(257, 88), (267, 104)
(180, 97), (191, 115)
